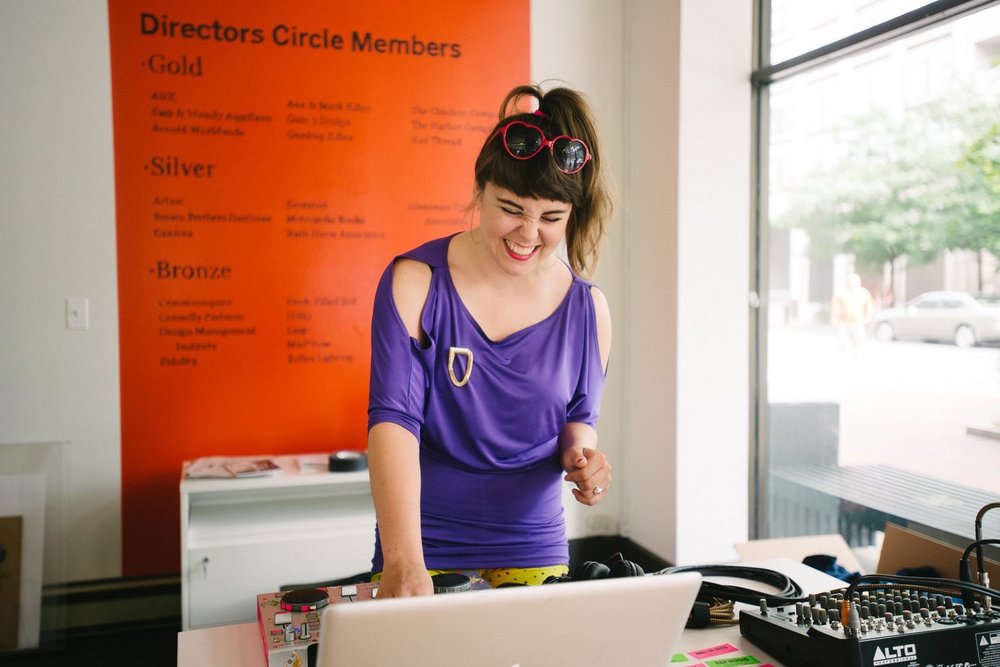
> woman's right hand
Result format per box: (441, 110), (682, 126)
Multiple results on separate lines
(377, 562), (434, 598)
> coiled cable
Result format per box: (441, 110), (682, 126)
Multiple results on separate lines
(658, 563), (808, 606)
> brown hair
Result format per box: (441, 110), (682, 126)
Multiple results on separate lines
(472, 84), (612, 278)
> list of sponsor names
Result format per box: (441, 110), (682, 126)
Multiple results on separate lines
(154, 293), (359, 367)
(409, 104), (493, 148)
(157, 297), (251, 368)
(284, 198), (383, 241)
(284, 98), (370, 143)
(136, 56), (491, 370)
(144, 83), (373, 368)
(286, 295), (356, 365)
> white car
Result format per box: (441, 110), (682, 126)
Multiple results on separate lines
(873, 291), (1000, 347)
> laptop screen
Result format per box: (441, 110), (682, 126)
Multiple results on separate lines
(316, 571), (702, 666)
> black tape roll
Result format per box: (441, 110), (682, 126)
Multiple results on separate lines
(328, 450), (368, 472)
(431, 573), (472, 594)
(280, 588), (329, 612)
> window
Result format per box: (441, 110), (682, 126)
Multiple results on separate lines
(769, 0), (932, 63)
(755, 1), (1000, 555)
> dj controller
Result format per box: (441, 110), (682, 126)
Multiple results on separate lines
(256, 573), (488, 667)
(739, 584), (1000, 667)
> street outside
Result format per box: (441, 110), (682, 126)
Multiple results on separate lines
(767, 324), (1000, 495)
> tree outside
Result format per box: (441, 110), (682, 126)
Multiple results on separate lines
(772, 86), (1000, 307)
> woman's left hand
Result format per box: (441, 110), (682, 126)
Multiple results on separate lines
(562, 446), (612, 506)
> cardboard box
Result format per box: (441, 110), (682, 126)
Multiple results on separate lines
(876, 523), (1000, 583)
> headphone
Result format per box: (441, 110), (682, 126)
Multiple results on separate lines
(545, 552), (646, 584)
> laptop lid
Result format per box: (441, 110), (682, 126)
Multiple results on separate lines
(316, 571), (702, 667)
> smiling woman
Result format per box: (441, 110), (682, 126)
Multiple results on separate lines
(475, 183), (570, 269)
(365, 83), (615, 599)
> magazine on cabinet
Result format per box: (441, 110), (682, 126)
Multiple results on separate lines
(185, 456), (281, 479)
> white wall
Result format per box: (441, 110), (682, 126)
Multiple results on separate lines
(618, 0), (684, 559)
(0, 0), (752, 581)
(531, 0), (628, 540)
(1, 0), (122, 580)
(617, 0), (752, 564)
(673, 1), (752, 563)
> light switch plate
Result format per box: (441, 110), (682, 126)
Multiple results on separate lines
(66, 297), (89, 330)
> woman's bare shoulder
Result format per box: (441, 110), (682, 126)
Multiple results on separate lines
(391, 258), (432, 341)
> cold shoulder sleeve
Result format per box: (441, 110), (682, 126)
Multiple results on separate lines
(565, 283), (607, 426)
(367, 261), (428, 439)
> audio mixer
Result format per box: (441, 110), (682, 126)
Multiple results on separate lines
(256, 573), (489, 667)
(739, 583), (1000, 667)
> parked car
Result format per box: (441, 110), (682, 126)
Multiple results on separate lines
(872, 291), (1000, 347)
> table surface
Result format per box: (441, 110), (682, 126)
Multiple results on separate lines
(178, 558), (847, 667)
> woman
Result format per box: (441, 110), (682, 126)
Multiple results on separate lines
(367, 84), (614, 598)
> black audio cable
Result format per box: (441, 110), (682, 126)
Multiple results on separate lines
(657, 564), (807, 606)
(959, 537), (1000, 609)
(845, 572), (1000, 604)
(974, 502), (1000, 587)
(961, 538), (1000, 584)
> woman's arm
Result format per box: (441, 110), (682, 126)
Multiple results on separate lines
(369, 257), (434, 597)
(368, 422), (432, 597)
(562, 286), (613, 504)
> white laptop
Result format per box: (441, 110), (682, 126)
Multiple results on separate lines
(316, 571), (702, 667)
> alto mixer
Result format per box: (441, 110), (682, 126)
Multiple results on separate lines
(739, 575), (1000, 667)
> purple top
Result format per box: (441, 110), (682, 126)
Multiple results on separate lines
(368, 234), (606, 571)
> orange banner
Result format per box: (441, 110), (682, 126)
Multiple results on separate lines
(108, 1), (528, 576)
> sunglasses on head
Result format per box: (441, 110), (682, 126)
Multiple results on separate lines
(492, 120), (592, 174)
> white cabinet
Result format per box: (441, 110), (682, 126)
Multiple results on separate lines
(180, 457), (375, 629)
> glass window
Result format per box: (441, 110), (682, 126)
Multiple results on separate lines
(770, 0), (932, 63)
(760, 2), (1000, 554)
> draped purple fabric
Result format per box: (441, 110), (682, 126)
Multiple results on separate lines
(368, 234), (606, 571)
